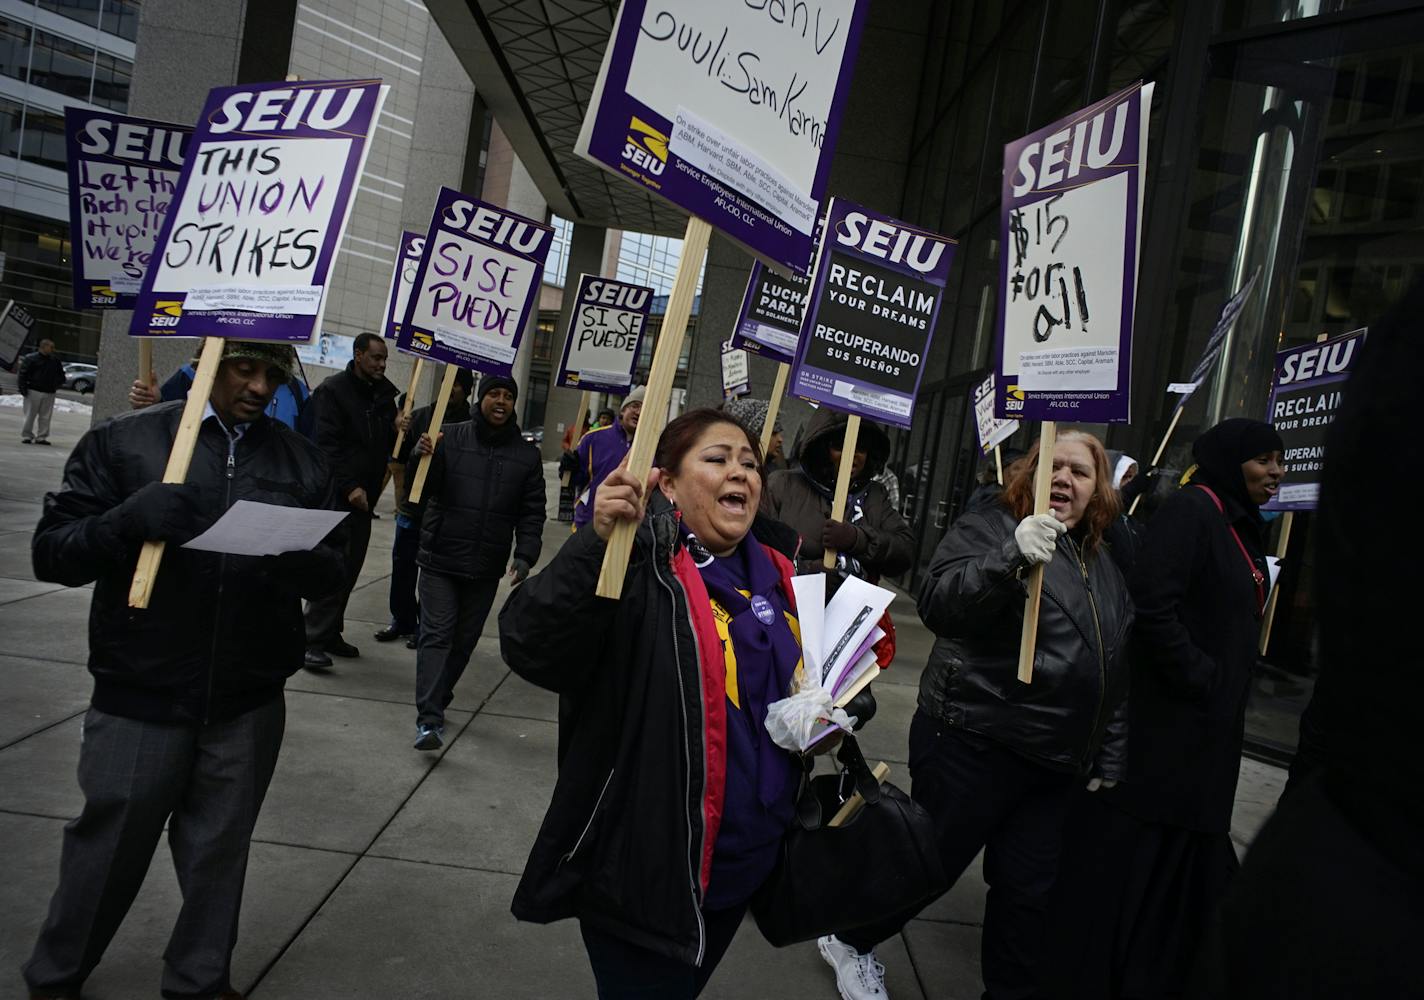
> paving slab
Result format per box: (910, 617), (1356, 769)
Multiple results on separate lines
(904, 919), (984, 1000)
(853, 682), (916, 767)
(0, 587), (95, 664)
(0, 714), (84, 818)
(481, 671), (559, 723)
(0, 529), (39, 581)
(919, 852), (988, 927)
(369, 712), (557, 875)
(704, 921), (927, 1000)
(284, 637), (508, 714)
(1, 811), (353, 1000)
(0, 576), (64, 606)
(0, 654), (91, 749)
(1230, 756), (1288, 855)
(0, 496), (45, 524)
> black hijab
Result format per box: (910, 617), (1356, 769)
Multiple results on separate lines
(1190, 418), (1283, 513)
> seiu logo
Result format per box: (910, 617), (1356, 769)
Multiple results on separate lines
(622, 117), (667, 176)
(151, 300), (182, 327)
(91, 287), (117, 305)
(834, 212), (946, 274)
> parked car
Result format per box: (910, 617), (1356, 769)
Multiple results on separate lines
(522, 427), (543, 445)
(63, 362), (98, 394)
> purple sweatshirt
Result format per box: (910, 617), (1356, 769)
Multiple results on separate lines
(571, 422), (633, 528)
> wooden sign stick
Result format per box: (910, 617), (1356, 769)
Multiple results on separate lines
(1128, 406), (1184, 515)
(391, 356), (426, 460)
(822, 414), (862, 570)
(1258, 511), (1294, 655)
(138, 339), (154, 392)
(596, 215), (711, 599)
(1016, 420), (1058, 683)
(760, 362), (790, 457)
(828, 761), (890, 828)
(407, 363), (457, 505)
(994, 444), (1004, 486)
(128, 335), (225, 608)
(561, 388), (592, 487)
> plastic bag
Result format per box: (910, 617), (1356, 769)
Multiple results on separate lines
(764, 687), (857, 753)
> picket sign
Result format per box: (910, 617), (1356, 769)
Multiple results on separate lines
(1017, 420), (1058, 683)
(597, 216), (712, 599)
(828, 761), (890, 828)
(1128, 406), (1184, 515)
(407, 363), (458, 505)
(561, 389), (592, 487)
(761, 362), (791, 457)
(391, 357), (426, 460)
(822, 414), (863, 570)
(128, 335), (225, 608)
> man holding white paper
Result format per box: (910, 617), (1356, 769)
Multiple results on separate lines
(24, 341), (346, 1000)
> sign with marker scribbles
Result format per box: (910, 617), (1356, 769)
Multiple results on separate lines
(994, 81), (1154, 423)
(556, 273), (653, 394)
(131, 79), (388, 342)
(721, 339), (750, 399)
(575, 0), (869, 273)
(789, 197), (957, 430)
(383, 230), (425, 352)
(730, 261), (810, 363)
(1263, 328), (1365, 512)
(64, 108), (192, 310)
(974, 374), (1016, 455)
(398, 187), (553, 378)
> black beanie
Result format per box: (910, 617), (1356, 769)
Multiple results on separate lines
(478, 373), (518, 402)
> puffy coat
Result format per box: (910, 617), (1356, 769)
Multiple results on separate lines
(499, 496), (799, 966)
(306, 361), (398, 503)
(761, 408), (914, 579)
(394, 398), (471, 521)
(19, 351), (65, 393)
(32, 402), (345, 724)
(915, 505), (1134, 778)
(414, 413), (545, 579)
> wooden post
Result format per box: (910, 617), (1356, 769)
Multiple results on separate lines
(828, 761), (890, 827)
(561, 388), (592, 487)
(994, 444), (1004, 486)
(760, 362), (790, 457)
(138, 339), (154, 391)
(822, 414), (862, 570)
(407, 363), (458, 505)
(391, 356), (425, 460)
(128, 335), (225, 608)
(1258, 511), (1294, 655)
(1016, 420), (1058, 683)
(596, 216), (711, 599)
(1128, 405), (1185, 515)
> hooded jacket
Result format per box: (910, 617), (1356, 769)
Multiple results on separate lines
(306, 360), (399, 504)
(915, 504), (1134, 777)
(761, 408), (914, 580)
(499, 497), (798, 966)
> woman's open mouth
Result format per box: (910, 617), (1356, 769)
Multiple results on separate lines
(1049, 489), (1071, 506)
(717, 491), (748, 514)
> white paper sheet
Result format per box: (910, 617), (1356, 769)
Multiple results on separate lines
(791, 573), (827, 690)
(820, 575), (895, 692)
(182, 500), (347, 557)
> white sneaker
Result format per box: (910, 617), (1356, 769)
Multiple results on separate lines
(818, 935), (889, 1000)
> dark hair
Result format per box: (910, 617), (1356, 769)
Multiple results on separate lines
(453, 368), (475, 393)
(353, 332), (384, 355)
(655, 408), (763, 475)
(1001, 429), (1119, 555)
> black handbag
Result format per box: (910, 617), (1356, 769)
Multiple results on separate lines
(750, 734), (948, 947)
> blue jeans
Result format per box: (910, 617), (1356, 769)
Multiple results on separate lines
(387, 515), (420, 634)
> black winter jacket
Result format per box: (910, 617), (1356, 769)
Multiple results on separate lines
(1103, 483), (1268, 832)
(32, 402), (346, 724)
(18, 351), (65, 393)
(307, 361), (398, 504)
(414, 413), (545, 579)
(394, 398), (471, 521)
(916, 505), (1134, 778)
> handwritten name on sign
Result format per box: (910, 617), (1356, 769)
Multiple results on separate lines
(64, 108), (192, 310)
(131, 78), (387, 342)
(398, 188), (553, 376)
(576, 0), (869, 272)
(995, 82), (1153, 423)
(556, 274), (653, 393)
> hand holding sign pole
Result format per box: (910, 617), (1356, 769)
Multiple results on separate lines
(822, 415), (862, 570)
(407, 363), (457, 505)
(1017, 421), (1057, 683)
(391, 357), (425, 461)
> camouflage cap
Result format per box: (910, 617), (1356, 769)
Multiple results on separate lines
(221, 340), (298, 380)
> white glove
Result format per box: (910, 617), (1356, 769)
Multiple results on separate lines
(1014, 513), (1066, 565)
(1086, 777), (1119, 792)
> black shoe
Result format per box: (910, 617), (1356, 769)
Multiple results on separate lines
(405, 636), (418, 650)
(304, 648), (333, 670)
(35, 439), (52, 446)
(373, 625), (410, 642)
(327, 637), (359, 658)
(21, 438), (32, 444)
(413, 723), (443, 751)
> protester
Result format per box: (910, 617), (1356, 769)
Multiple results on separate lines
(596, 408), (615, 428)
(568, 386), (643, 529)
(1188, 290), (1423, 999)
(1043, 418), (1283, 999)
(302, 333), (399, 669)
(963, 447), (1025, 517)
(501, 408), (815, 998)
(721, 396), (786, 473)
(131, 355), (311, 430)
(18, 339), (65, 445)
(760, 407), (913, 585)
(818, 430), (1133, 1000)
(23, 341), (344, 1000)
(408, 374), (544, 750)
(376, 368), (474, 647)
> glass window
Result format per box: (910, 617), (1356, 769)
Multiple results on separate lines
(101, 0), (139, 41)
(0, 17), (32, 83)
(90, 51), (130, 110)
(0, 96), (22, 159)
(29, 28), (96, 103)
(37, 0), (101, 30)
(19, 104), (66, 171)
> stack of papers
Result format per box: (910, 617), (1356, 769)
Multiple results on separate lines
(791, 574), (895, 745)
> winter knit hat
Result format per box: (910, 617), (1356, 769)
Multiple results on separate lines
(478, 373), (518, 401)
(621, 385), (646, 410)
(1191, 418), (1284, 508)
(722, 397), (782, 437)
(222, 341), (296, 380)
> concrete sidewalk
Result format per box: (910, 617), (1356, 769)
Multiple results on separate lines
(0, 403), (1285, 1000)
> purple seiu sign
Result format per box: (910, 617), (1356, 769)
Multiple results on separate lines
(994, 82), (1154, 423)
(64, 108), (192, 311)
(789, 197), (957, 429)
(730, 261), (810, 363)
(575, 0), (869, 274)
(1262, 328), (1366, 512)
(398, 188), (553, 378)
(130, 79), (386, 343)
(555, 274), (652, 394)
(383, 230), (425, 352)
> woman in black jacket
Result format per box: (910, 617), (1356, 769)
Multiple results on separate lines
(817, 430), (1132, 1000)
(500, 408), (812, 999)
(1044, 418), (1284, 999)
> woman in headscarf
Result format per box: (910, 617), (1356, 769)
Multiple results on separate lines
(1044, 418), (1285, 999)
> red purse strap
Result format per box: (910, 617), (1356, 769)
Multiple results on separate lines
(1193, 485), (1266, 617)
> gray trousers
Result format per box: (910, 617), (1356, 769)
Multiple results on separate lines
(22, 389), (56, 441)
(24, 698), (286, 998)
(304, 509), (372, 648)
(416, 570), (499, 727)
